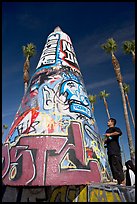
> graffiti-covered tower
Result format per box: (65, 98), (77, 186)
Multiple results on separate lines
(2, 27), (111, 188)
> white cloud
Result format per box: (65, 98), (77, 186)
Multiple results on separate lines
(86, 73), (135, 90)
(2, 108), (17, 119)
(75, 21), (135, 68)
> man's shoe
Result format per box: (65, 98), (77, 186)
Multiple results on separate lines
(120, 183), (126, 186)
(119, 179), (126, 186)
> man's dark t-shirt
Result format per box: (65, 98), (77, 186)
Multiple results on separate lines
(105, 127), (122, 156)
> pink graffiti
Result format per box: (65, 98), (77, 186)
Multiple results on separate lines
(2, 122), (101, 186)
(2, 144), (10, 178)
(3, 144), (36, 185)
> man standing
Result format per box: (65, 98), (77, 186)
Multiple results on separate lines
(104, 118), (125, 185)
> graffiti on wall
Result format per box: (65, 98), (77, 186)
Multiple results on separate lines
(2, 28), (111, 186)
(2, 185), (135, 202)
(3, 121), (102, 186)
(36, 31), (79, 71)
(36, 33), (60, 68)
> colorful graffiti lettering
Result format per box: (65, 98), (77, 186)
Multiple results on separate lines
(3, 122), (101, 186)
(61, 39), (79, 69)
(36, 33), (60, 69)
(2, 185), (135, 202)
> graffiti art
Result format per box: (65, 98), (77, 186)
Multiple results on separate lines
(2, 27), (112, 186)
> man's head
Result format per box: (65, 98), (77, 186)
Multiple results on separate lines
(107, 118), (116, 127)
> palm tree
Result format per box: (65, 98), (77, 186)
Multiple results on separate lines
(99, 90), (126, 164)
(123, 83), (135, 128)
(2, 124), (8, 136)
(99, 90), (110, 119)
(123, 40), (135, 63)
(101, 38), (135, 164)
(88, 94), (97, 113)
(22, 43), (36, 94)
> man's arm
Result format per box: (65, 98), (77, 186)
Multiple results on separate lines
(105, 131), (121, 137)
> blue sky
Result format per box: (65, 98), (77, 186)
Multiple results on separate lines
(2, 2), (135, 163)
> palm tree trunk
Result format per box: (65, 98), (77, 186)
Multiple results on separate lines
(23, 58), (30, 94)
(112, 53), (135, 164)
(120, 137), (127, 164)
(111, 53), (123, 83)
(91, 103), (94, 113)
(24, 82), (28, 94)
(131, 51), (135, 64)
(119, 82), (135, 164)
(125, 93), (135, 128)
(103, 97), (110, 119)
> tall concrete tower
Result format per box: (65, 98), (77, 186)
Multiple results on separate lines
(2, 27), (111, 187)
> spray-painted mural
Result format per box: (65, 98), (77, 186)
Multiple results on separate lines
(2, 185), (135, 202)
(2, 27), (112, 186)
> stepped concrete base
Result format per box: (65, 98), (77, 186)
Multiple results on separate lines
(2, 183), (135, 202)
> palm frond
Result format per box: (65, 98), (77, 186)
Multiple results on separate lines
(123, 83), (130, 94)
(99, 90), (110, 99)
(101, 38), (117, 54)
(88, 95), (97, 103)
(22, 43), (36, 59)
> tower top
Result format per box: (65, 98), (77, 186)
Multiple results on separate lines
(54, 26), (62, 32)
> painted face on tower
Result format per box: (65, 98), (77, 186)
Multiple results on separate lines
(60, 80), (89, 106)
